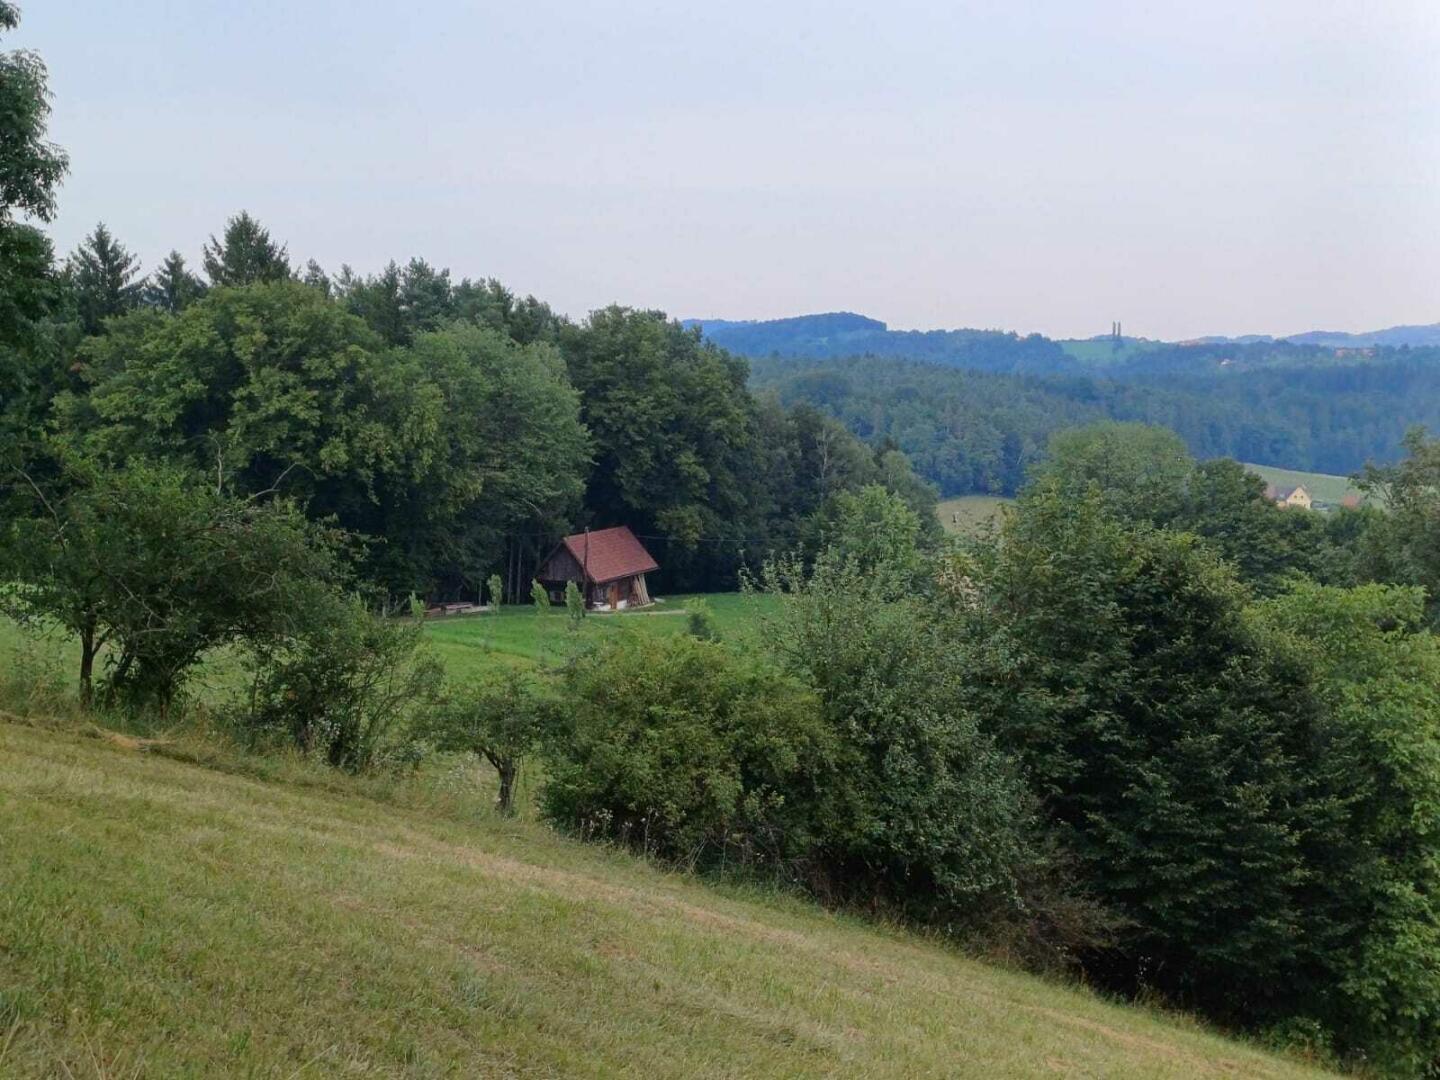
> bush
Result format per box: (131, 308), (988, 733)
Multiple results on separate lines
(683, 597), (718, 641)
(541, 633), (833, 871)
(755, 552), (1058, 934)
(243, 597), (442, 770)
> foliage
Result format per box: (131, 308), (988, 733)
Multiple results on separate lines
(487, 572), (503, 608)
(542, 632), (832, 869)
(66, 288), (588, 595)
(755, 552), (1053, 933)
(559, 307), (760, 589)
(684, 597), (718, 641)
(530, 579), (550, 614)
(66, 222), (143, 334)
(143, 249), (206, 313)
(202, 210), (291, 286)
(422, 669), (555, 813)
(1253, 583), (1440, 1074)
(0, 4), (65, 353)
(1358, 428), (1440, 624)
(0, 4), (67, 224)
(244, 596), (441, 770)
(754, 352), (1440, 496)
(813, 483), (927, 597)
(1035, 422), (1193, 522)
(563, 579), (584, 626)
(951, 482), (1333, 1015)
(2, 455), (345, 710)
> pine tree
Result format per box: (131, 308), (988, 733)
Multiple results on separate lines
(201, 211), (290, 286)
(67, 222), (143, 334)
(143, 250), (206, 313)
(301, 258), (330, 295)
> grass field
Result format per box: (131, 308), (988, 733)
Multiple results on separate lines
(1241, 463), (1363, 506)
(0, 718), (1332, 1078)
(937, 494), (1012, 536)
(423, 592), (774, 676)
(0, 593), (777, 698)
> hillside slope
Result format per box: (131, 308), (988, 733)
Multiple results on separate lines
(0, 721), (1333, 1078)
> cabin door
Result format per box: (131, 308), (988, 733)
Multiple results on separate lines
(608, 582), (620, 610)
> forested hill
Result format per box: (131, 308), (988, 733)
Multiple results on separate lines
(690, 311), (1440, 377)
(685, 312), (1079, 374)
(750, 353), (1440, 497)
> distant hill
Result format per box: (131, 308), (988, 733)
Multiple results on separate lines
(688, 312), (1440, 365)
(685, 312), (1078, 375)
(1178, 323), (1440, 349)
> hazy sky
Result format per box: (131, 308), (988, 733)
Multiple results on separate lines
(16, 1), (1440, 340)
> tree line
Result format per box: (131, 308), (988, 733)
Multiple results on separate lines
(2, 209), (939, 600)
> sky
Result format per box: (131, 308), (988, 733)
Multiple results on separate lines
(15, 0), (1440, 340)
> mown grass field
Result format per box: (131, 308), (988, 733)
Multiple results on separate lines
(0, 718), (1333, 1078)
(425, 593), (773, 677)
(937, 494), (1012, 537)
(1241, 463), (1362, 506)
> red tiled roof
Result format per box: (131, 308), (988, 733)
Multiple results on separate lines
(559, 526), (658, 584)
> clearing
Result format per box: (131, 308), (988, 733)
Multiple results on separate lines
(937, 494), (1012, 536)
(1241, 463), (1363, 506)
(0, 719), (1331, 1078)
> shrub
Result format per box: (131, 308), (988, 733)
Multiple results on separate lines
(541, 633), (833, 871)
(530, 579), (550, 614)
(683, 597), (718, 641)
(243, 597), (442, 770)
(755, 552), (1056, 934)
(487, 573), (503, 608)
(564, 579), (585, 626)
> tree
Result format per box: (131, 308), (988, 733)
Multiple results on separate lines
(487, 573), (503, 609)
(0, 2), (66, 224)
(564, 580), (585, 628)
(424, 670), (554, 813)
(0, 2), (66, 348)
(1254, 583), (1440, 1073)
(143, 250), (206, 313)
(1358, 428), (1440, 624)
(951, 481), (1335, 1019)
(1034, 421), (1193, 523)
(201, 211), (290, 286)
(2, 455), (345, 710)
(67, 223), (143, 333)
(69, 287), (589, 595)
(530, 579), (550, 614)
(815, 484), (925, 597)
(559, 308), (760, 589)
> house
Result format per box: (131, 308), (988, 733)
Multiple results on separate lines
(1264, 483), (1312, 510)
(535, 526), (659, 610)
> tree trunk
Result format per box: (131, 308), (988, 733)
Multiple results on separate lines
(496, 760), (517, 816)
(78, 617), (97, 709)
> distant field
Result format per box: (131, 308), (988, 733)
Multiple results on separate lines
(0, 719), (1331, 1078)
(1241, 463), (1363, 506)
(937, 495), (1012, 536)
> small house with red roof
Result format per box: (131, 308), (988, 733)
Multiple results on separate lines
(535, 526), (659, 610)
